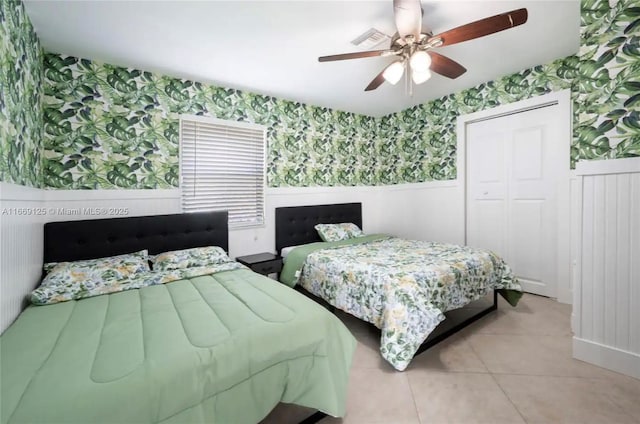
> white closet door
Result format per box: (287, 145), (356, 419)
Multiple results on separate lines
(466, 105), (564, 297)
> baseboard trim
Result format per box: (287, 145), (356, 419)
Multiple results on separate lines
(573, 337), (640, 379)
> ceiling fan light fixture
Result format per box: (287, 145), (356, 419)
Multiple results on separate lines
(383, 60), (405, 85)
(319, 4), (528, 93)
(412, 68), (432, 84)
(409, 50), (431, 72)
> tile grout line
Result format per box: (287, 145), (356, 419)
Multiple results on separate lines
(464, 335), (630, 381)
(465, 297), (639, 421)
(487, 372), (530, 424)
(404, 371), (424, 424)
(465, 297), (547, 423)
(480, 370), (631, 380)
(615, 402), (640, 423)
(606, 392), (640, 423)
(481, 372), (640, 424)
(466, 334), (530, 424)
(473, 331), (574, 336)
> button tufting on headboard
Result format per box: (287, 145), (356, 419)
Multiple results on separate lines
(43, 211), (229, 264)
(275, 203), (362, 254)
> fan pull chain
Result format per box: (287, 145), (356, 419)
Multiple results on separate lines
(407, 60), (413, 97)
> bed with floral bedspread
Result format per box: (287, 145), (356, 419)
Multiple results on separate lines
(280, 234), (522, 371)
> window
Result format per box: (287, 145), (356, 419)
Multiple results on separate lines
(180, 115), (266, 228)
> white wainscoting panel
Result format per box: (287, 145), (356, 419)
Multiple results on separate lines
(2, 175), (580, 336)
(382, 181), (465, 245)
(2, 174), (582, 336)
(236, 180), (463, 259)
(0, 188), (181, 334)
(0, 183), (46, 333)
(43, 189), (182, 222)
(569, 175), (583, 332)
(44, 183), (463, 259)
(573, 158), (640, 379)
(1, 182), (462, 334)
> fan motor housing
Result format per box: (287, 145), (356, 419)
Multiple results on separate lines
(391, 31), (433, 47)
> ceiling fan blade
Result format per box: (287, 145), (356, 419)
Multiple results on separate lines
(429, 8), (528, 47)
(319, 49), (393, 62)
(428, 52), (466, 79)
(364, 67), (389, 91)
(393, 0), (422, 41)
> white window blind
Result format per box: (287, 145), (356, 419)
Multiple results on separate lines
(180, 115), (266, 228)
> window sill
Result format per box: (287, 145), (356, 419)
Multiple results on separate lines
(229, 223), (265, 231)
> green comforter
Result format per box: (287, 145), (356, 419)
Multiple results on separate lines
(1, 269), (356, 423)
(281, 235), (522, 371)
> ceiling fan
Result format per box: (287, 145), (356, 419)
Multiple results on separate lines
(318, 0), (528, 92)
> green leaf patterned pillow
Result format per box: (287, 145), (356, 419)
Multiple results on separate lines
(41, 250), (150, 288)
(151, 246), (230, 271)
(315, 223), (364, 242)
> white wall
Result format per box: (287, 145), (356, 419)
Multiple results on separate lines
(0, 183), (46, 334)
(372, 181), (464, 245)
(43, 189), (183, 222)
(0, 181), (460, 333)
(42, 182), (462, 259)
(572, 157), (640, 379)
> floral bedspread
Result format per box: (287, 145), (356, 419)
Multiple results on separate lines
(296, 236), (521, 371)
(31, 261), (246, 305)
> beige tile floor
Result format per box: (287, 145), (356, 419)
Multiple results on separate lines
(262, 294), (640, 424)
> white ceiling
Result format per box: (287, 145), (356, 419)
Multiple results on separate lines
(24, 0), (580, 117)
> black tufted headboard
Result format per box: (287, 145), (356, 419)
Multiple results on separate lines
(275, 203), (362, 254)
(43, 211), (228, 264)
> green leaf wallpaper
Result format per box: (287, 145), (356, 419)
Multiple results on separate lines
(4, 0), (638, 189)
(577, 0), (640, 162)
(0, 0), (43, 188)
(42, 55), (381, 189)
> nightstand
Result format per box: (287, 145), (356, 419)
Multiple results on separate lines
(236, 252), (283, 278)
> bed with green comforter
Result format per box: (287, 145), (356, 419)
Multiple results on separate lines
(1, 268), (356, 424)
(280, 235), (522, 371)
